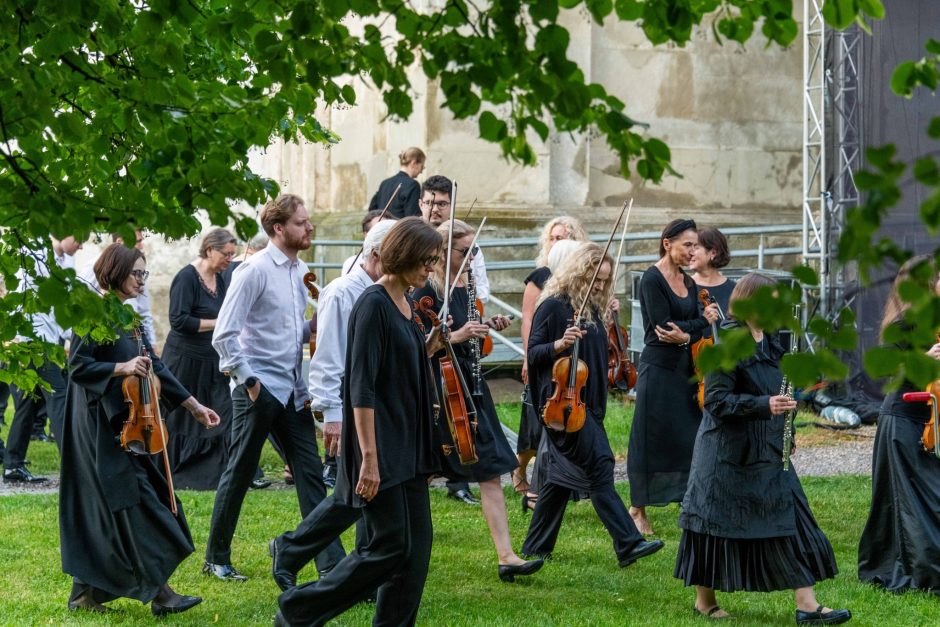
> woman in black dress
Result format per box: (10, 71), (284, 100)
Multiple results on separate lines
(690, 226), (735, 329)
(368, 147), (426, 218)
(277, 217), (443, 627)
(858, 255), (940, 597)
(675, 273), (849, 625)
(163, 228), (236, 490)
(61, 243), (221, 616)
(628, 219), (718, 535)
(516, 217), (587, 501)
(520, 242), (664, 567)
(414, 219), (543, 582)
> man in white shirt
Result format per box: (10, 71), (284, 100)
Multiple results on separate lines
(3, 235), (81, 483)
(267, 219), (397, 591)
(206, 194), (344, 582)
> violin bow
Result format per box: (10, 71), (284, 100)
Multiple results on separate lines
(609, 198), (634, 304)
(439, 180), (458, 324)
(575, 199), (630, 321)
(343, 182), (402, 275)
(462, 198), (477, 220)
(444, 216), (487, 305)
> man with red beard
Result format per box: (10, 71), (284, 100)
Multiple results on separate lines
(205, 194), (344, 582)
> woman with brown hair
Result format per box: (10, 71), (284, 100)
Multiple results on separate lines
(690, 226), (735, 333)
(520, 242), (663, 567)
(413, 219), (544, 582)
(675, 273), (848, 625)
(858, 255), (940, 597)
(628, 219), (719, 535)
(60, 243), (221, 616)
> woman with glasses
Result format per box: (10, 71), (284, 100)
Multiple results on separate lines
(162, 228), (238, 490)
(61, 243), (221, 615)
(413, 219), (544, 583)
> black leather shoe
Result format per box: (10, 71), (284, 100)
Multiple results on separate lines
(618, 539), (665, 568)
(250, 478), (272, 490)
(202, 561), (248, 582)
(151, 594), (202, 616)
(274, 610), (291, 626)
(269, 538), (297, 591)
(448, 488), (480, 506)
(3, 466), (48, 484)
(322, 464), (336, 489)
(498, 558), (544, 582)
(795, 605), (852, 625)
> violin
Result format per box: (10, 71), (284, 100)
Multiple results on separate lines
(120, 328), (177, 515)
(418, 295), (479, 465)
(542, 318), (588, 433)
(303, 271), (319, 356)
(691, 288), (723, 410)
(607, 321), (637, 391)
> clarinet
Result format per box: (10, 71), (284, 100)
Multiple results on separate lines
(467, 269), (484, 399)
(780, 313), (799, 471)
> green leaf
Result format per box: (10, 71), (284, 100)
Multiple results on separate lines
(914, 157), (940, 186)
(926, 39), (940, 55)
(927, 116), (940, 139)
(859, 0), (885, 20)
(790, 264), (819, 287)
(822, 0), (860, 29)
(864, 346), (904, 378)
(614, 0), (643, 20)
(891, 61), (917, 97)
(478, 111), (507, 141)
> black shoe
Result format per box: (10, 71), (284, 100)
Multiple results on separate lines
(274, 610), (291, 626)
(322, 464), (336, 489)
(498, 559), (544, 583)
(67, 592), (108, 613)
(448, 488), (480, 506)
(251, 478), (272, 490)
(31, 433), (51, 443)
(269, 538), (297, 592)
(3, 466), (48, 484)
(618, 539), (665, 568)
(151, 591), (202, 616)
(795, 606), (852, 625)
(202, 561), (248, 582)
(521, 493), (537, 514)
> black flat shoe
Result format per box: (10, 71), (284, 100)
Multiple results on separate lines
(250, 478), (272, 490)
(795, 605), (852, 625)
(498, 559), (544, 582)
(618, 539), (665, 568)
(269, 538), (297, 591)
(151, 594), (202, 616)
(67, 592), (108, 613)
(203, 561), (249, 582)
(448, 488), (480, 506)
(3, 466), (47, 484)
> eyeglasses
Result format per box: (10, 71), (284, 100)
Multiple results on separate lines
(130, 270), (150, 281)
(216, 249), (236, 259)
(454, 245), (479, 257)
(421, 255), (441, 268)
(422, 199), (449, 210)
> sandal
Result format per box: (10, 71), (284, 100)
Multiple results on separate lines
(521, 493), (537, 514)
(693, 605), (729, 619)
(512, 469), (529, 494)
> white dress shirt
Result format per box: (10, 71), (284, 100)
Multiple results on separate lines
(213, 244), (311, 410)
(16, 248), (74, 344)
(78, 259), (157, 346)
(308, 263), (374, 423)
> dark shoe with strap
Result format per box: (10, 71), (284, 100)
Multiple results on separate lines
(694, 605), (730, 619)
(498, 558), (544, 583)
(151, 585), (202, 617)
(3, 466), (48, 484)
(250, 478), (272, 490)
(795, 605), (852, 625)
(521, 493), (537, 514)
(618, 539), (665, 568)
(203, 561), (248, 582)
(67, 591), (108, 613)
(448, 488), (480, 506)
(269, 538), (297, 591)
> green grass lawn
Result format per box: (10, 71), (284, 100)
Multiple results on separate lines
(2, 406), (937, 625)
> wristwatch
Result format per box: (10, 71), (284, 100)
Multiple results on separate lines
(244, 376), (258, 388)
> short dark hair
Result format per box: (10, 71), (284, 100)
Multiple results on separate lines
(380, 217), (442, 275)
(362, 210), (383, 234)
(697, 227), (730, 268)
(659, 218), (697, 257)
(421, 174), (452, 197)
(94, 243), (145, 291)
(260, 194), (304, 237)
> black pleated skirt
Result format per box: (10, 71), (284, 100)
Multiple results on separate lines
(674, 490), (838, 592)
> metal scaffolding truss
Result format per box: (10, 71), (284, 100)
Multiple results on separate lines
(802, 0), (860, 345)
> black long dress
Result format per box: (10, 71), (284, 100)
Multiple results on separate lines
(162, 264), (231, 489)
(413, 281), (518, 483)
(674, 323), (837, 592)
(518, 266), (552, 454)
(858, 373), (940, 596)
(628, 265), (709, 506)
(60, 327), (195, 603)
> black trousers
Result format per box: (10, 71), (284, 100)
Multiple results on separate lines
(4, 360), (67, 469)
(521, 480), (643, 562)
(279, 477), (432, 627)
(277, 494), (368, 575)
(205, 385), (343, 568)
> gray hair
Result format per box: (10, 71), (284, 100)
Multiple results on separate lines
(198, 228), (236, 258)
(247, 231), (269, 251)
(362, 219), (398, 258)
(546, 239), (580, 273)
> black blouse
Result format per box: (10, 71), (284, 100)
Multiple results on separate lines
(525, 266), (552, 291)
(165, 264), (227, 351)
(639, 265), (708, 370)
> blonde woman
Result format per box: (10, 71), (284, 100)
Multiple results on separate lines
(519, 242), (663, 567)
(368, 147), (426, 218)
(413, 219), (544, 583)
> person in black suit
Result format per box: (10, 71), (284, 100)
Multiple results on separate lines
(368, 147), (425, 218)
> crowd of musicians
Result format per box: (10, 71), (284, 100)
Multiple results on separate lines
(3, 147), (940, 625)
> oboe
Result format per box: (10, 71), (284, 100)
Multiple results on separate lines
(781, 317), (799, 471)
(467, 269), (484, 398)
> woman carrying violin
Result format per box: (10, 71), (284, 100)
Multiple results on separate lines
(627, 219), (719, 536)
(413, 219), (544, 583)
(858, 255), (940, 597)
(520, 242), (664, 567)
(690, 226), (735, 336)
(277, 218), (444, 627)
(60, 243), (221, 616)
